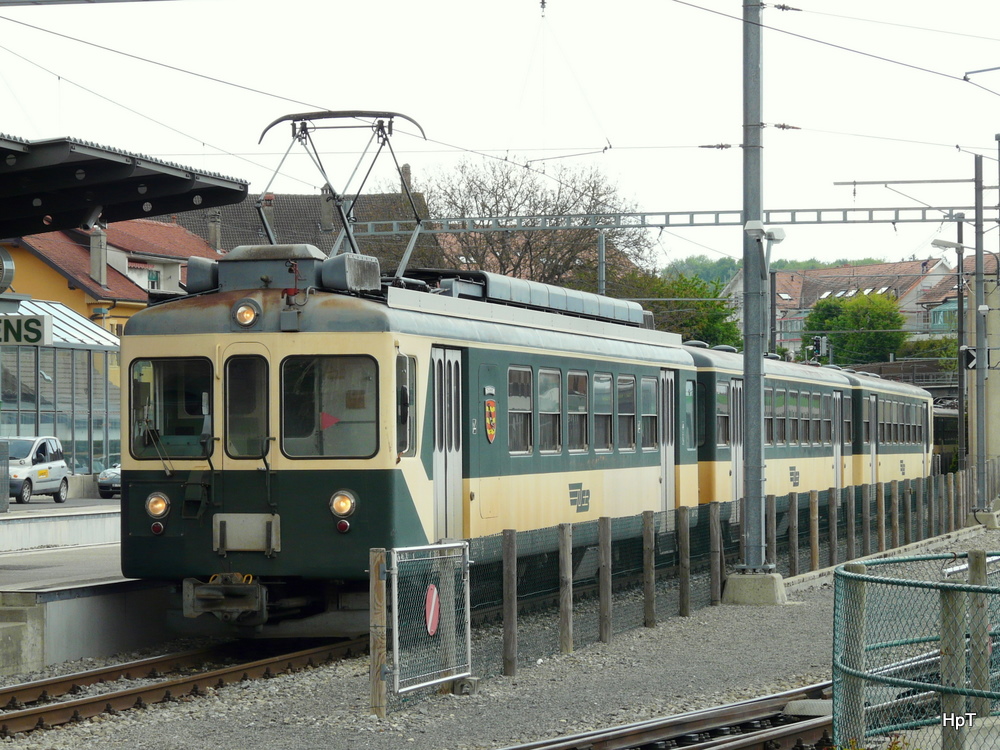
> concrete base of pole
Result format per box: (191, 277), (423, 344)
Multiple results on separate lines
(966, 510), (1000, 529)
(721, 573), (787, 605)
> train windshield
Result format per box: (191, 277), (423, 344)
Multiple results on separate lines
(130, 358), (213, 459)
(281, 355), (378, 458)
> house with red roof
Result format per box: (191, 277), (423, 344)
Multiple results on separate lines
(1, 219), (221, 337)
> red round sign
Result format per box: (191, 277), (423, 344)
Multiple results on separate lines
(425, 583), (440, 636)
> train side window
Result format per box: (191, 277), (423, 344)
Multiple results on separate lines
(799, 391), (811, 444)
(641, 376), (658, 450)
(594, 373), (613, 452)
(715, 382), (729, 446)
(774, 388), (786, 444)
(764, 387), (773, 445)
(225, 355), (268, 458)
(812, 393), (822, 445)
(281, 355), (378, 458)
(878, 400), (885, 443)
(843, 395), (852, 443)
(508, 366), (533, 455)
(618, 375), (637, 451)
(788, 390), (798, 444)
(821, 393), (832, 445)
(567, 371), (588, 452)
(863, 397), (871, 444)
(539, 369), (562, 454)
(396, 354), (416, 457)
(689, 380), (701, 449)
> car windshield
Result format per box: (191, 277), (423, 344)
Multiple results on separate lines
(6, 439), (34, 460)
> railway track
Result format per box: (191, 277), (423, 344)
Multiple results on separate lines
(497, 681), (834, 750)
(0, 638), (366, 738)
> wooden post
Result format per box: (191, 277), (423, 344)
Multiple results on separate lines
(947, 473), (956, 532)
(502, 529), (517, 676)
(788, 491), (799, 578)
(809, 490), (819, 572)
(559, 523), (574, 653)
(845, 485), (856, 562)
(369, 548), (387, 718)
(940, 586), (967, 750)
(828, 487), (838, 568)
(765, 494), (776, 568)
(903, 479), (913, 546)
(875, 482), (886, 553)
(890, 480), (900, 550)
(840, 563), (867, 747)
(969, 550), (991, 719)
(927, 475), (936, 538)
(861, 484), (871, 557)
(642, 511), (655, 628)
(938, 474), (947, 535)
(599, 516), (612, 642)
(916, 476), (925, 541)
(709, 502), (722, 606)
(678, 506), (690, 617)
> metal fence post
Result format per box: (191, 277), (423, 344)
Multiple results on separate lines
(838, 563), (867, 747)
(599, 516), (612, 641)
(559, 522), (573, 653)
(369, 548), (387, 719)
(642, 511), (655, 628)
(678, 506), (690, 617)
(503, 529), (517, 676)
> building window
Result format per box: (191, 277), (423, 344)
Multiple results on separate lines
(148, 270), (161, 290)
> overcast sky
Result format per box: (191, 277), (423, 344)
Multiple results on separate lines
(2, 0), (1000, 269)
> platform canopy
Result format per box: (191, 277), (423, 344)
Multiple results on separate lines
(0, 134), (248, 239)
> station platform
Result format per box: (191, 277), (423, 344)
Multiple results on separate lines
(0, 501), (173, 677)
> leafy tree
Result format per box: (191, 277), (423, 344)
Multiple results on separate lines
(801, 298), (847, 362)
(606, 270), (741, 347)
(827, 294), (908, 365)
(661, 254), (740, 287)
(897, 337), (959, 371)
(420, 158), (653, 285)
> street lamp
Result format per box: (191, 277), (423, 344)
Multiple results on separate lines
(931, 232), (988, 508)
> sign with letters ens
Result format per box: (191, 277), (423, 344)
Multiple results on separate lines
(0, 315), (53, 346)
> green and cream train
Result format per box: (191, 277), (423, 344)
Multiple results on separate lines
(119, 243), (934, 636)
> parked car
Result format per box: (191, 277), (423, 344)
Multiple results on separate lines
(4, 436), (70, 503)
(97, 463), (121, 499)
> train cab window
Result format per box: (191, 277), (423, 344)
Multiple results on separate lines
(129, 358), (213, 459)
(396, 354), (416, 457)
(788, 390), (799, 443)
(715, 382), (729, 446)
(640, 377), (658, 450)
(508, 367), (533, 454)
(774, 388), (786, 444)
(225, 355), (268, 458)
(539, 369), (562, 453)
(618, 376), (637, 451)
(594, 373), (613, 452)
(281, 356), (378, 458)
(567, 371), (588, 452)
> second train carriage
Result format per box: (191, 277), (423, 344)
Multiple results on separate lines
(119, 243), (934, 636)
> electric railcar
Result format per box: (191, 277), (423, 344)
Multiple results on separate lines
(119, 243), (934, 636)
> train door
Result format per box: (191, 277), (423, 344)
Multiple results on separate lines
(730, 378), (744, 511)
(832, 392), (843, 496)
(869, 394), (878, 486)
(660, 369), (676, 511)
(432, 348), (464, 541)
(221, 343), (271, 474)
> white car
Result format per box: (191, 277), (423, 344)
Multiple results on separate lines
(98, 464), (121, 499)
(6, 436), (70, 504)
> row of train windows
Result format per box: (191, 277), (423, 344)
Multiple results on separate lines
(507, 367), (663, 455)
(747, 387), (925, 448)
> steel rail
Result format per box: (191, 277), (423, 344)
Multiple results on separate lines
(0, 638), (367, 738)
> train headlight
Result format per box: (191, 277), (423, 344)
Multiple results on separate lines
(329, 490), (357, 518)
(145, 492), (171, 519)
(234, 302), (259, 327)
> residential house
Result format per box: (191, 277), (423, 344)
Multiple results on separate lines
(1, 219), (223, 336)
(723, 258), (954, 356)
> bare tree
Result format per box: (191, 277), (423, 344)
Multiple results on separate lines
(420, 158), (653, 286)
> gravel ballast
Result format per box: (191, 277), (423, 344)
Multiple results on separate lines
(3, 526), (998, 750)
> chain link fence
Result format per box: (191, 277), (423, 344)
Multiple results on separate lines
(833, 553), (1000, 750)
